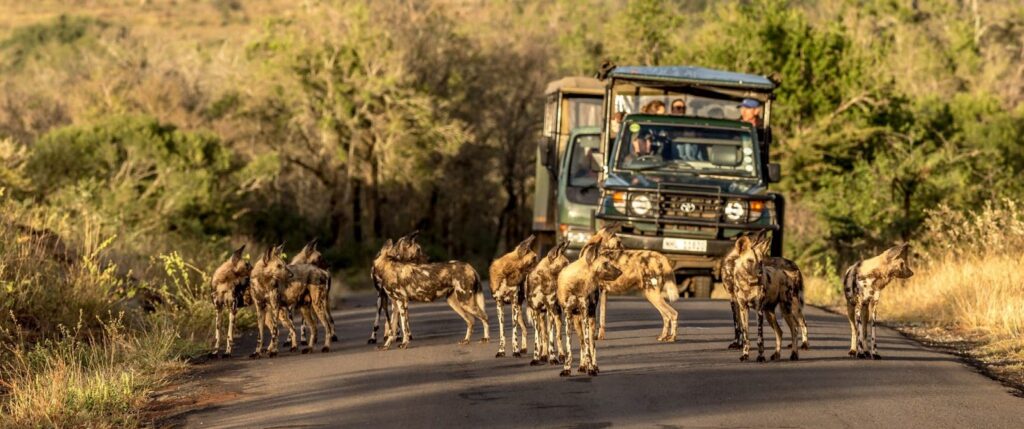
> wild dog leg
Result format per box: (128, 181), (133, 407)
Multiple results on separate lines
(378, 299), (401, 351)
(869, 302), (881, 359)
(512, 301), (527, 357)
(782, 310), (800, 360)
(299, 306), (316, 354)
(530, 308), (543, 365)
(447, 294), (473, 345)
(251, 302), (265, 359)
(728, 300), (743, 349)
(276, 306), (300, 353)
(643, 288), (671, 341)
(397, 300), (412, 349)
(755, 308), (766, 362)
(846, 303), (858, 356)
(597, 289), (607, 340)
(552, 310), (565, 364)
(225, 304), (236, 357)
(574, 315), (587, 373)
(311, 289), (332, 352)
(211, 303), (222, 358)
(464, 294), (489, 343)
(495, 303), (506, 357)
(792, 300), (809, 350)
(369, 292), (383, 344)
(764, 310), (783, 361)
(857, 302), (871, 359)
(560, 314), (573, 376)
(738, 304), (751, 361)
(585, 308), (598, 375)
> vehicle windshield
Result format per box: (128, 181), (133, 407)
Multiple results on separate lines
(568, 134), (601, 187)
(615, 121), (759, 178)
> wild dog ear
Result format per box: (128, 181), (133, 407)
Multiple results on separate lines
(583, 244), (598, 265)
(735, 236), (752, 253)
(231, 244), (245, 261)
(516, 235), (536, 256)
(308, 237), (318, 250)
(407, 230), (420, 242)
(754, 232), (772, 254)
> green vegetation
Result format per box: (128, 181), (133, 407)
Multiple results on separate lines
(1, 0), (1022, 425)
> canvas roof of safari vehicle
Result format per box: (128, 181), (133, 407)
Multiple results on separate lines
(545, 76), (604, 96)
(621, 113), (756, 131)
(609, 66), (776, 91)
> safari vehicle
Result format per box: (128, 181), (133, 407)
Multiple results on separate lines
(592, 66), (785, 298)
(532, 76), (603, 255)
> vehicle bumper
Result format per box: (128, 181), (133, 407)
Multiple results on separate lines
(614, 233), (732, 269)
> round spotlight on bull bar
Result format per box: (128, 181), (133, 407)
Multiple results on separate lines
(630, 194), (652, 216)
(724, 200), (746, 221)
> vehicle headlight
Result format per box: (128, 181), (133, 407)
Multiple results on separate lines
(724, 200), (746, 221)
(566, 230), (592, 244)
(612, 191), (627, 213)
(749, 200), (765, 221)
(630, 194), (652, 216)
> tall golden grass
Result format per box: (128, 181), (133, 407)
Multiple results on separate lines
(805, 200), (1024, 362)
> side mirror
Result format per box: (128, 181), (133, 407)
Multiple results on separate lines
(589, 151), (604, 173)
(539, 136), (555, 167)
(767, 163), (781, 183)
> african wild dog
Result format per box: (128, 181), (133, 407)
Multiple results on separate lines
(557, 243), (622, 376)
(374, 238), (489, 350)
(586, 226), (680, 342)
(368, 232), (428, 344)
(210, 244), (251, 358)
(842, 243), (913, 359)
(717, 231), (754, 350)
(290, 239), (338, 344)
(525, 240), (570, 365)
(247, 247), (277, 358)
(489, 235), (538, 358)
(255, 245), (335, 354)
(731, 231), (809, 362)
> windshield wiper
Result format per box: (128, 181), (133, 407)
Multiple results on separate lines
(626, 162), (670, 171)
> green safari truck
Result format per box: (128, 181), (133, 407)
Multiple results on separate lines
(593, 65), (785, 298)
(532, 76), (604, 255)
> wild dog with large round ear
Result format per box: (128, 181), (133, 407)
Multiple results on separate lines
(210, 244), (252, 358)
(525, 240), (572, 365)
(556, 243), (623, 376)
(586, 224), (680, 342)
(842, 243), (913, 359)
(375, 235), (490, 350)
(730, 231), (808, 362)
(489, 235), (539, 358)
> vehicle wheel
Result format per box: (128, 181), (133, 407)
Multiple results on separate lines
(691, 276), (712, 299)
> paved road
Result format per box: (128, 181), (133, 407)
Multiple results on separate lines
(184, 295), (1021, 428)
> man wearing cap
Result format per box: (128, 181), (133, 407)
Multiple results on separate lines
(739, 98), (763, 127)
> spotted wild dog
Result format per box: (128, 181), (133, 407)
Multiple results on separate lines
(557, 243), (622, 376)
(525, 240), (571, 365)
(368, 232), (428, 344)
(255, 245), (335, 354)
(731, 231), (808, 362)
(375, 238), (489, 350)
(717, 231), (754, 350)
(210, 244), (251, 358)
(290, 238), (338, 344)
(842, 243), (913, 359)
(586, 226), (680, 342)
(489, 235), (538, 358)
(247, 247), (277, 358)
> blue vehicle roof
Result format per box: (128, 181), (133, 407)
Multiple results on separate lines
(609, 66), (776, 91)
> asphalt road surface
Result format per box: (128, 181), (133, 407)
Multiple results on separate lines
(184, 295), (1022, 428)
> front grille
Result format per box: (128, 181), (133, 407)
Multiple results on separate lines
(659, 194), (721, 221)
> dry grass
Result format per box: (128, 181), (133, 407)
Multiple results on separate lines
(804, 200), (1024, 382)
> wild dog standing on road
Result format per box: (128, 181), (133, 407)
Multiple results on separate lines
(586, 226), (680, 342)
(557, 243), (622, 376)
(210, 244), (251, 358)
(489, 235), (538, 357)
(525, 241), (570, 365)
(248, 247), (278, 358)
(368, 232), (428, 344)
(375, 239), (489, 350)
(731, 231), (809, 362)
(842, 244), (913, 359)
(256, 246), (335, 354)
(717, 231), (751, 350)
(290, 239), (338, 344)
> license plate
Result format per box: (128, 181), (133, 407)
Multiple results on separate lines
(663, 238), (707, 253)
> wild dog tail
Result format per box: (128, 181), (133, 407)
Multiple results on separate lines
(794, 268), (805, 307)
(660, 258), (680, 302)
(473, 269), (487, 316)
(841, 261), (860, 304)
